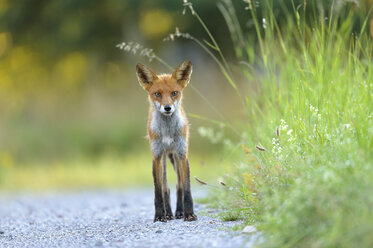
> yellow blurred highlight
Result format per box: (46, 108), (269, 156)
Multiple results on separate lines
(140, 9), (172, 39)
(1, 152), (13, 169)
(0, 32), (11, 57)
(0, 71), (12, 90)
(243, 172), (255, 192)
(53, 52), (87, 88)
(241, 144), (255, 162)
(0, 0), (8, 15)
(0, 46), (49, 111)
(10, 46), (34, 72)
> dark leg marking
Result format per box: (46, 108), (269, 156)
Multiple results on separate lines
(183, 159), (197, 221)
(172, 154), (184, 219)
(175, 187), (184, 219)
(163, 155), (174, 220)
(153, 158), (166, 222)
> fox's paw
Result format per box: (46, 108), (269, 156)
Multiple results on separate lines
(184, 213), (197, 221)
(154, 215), (167, 223)
(175, 211), (184, 219)
(166, 213), (174, 220)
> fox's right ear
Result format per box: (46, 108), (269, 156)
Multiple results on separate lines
(136, 63), (158, 91)
(172, 61), (192, 88)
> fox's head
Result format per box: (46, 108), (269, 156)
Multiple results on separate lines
(136, 61), (192, 116)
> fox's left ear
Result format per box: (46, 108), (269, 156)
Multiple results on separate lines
(136, 63), (158, 91)
(172, 61), (192, 88)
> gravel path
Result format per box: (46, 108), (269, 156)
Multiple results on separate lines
(0, 189), (256, 248)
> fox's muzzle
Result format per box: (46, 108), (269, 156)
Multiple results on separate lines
(161, 104), (174, 116)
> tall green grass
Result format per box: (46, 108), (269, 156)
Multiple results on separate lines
(180, 0), (373, 247)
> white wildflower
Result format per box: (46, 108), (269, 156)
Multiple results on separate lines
(310, 104), (319, 114)
(288, 136), (295, 143)
(262, 18), (267, 29)
(343, 123), (351, 129)
(279, 119), (288, 131)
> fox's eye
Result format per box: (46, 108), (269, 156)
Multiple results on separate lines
(154, 92), (162, 98)
(171, 91), (178, 97)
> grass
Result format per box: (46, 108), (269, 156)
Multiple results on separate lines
(218, 209), (243, 222)
(0, 152), (227, 191)
(177, 0), (373, 247)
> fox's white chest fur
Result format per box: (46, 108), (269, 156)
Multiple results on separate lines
(150, 109), (187, 158)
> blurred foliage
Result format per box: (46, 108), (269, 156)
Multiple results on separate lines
(0, 0), (372, 184)
(0, 153), (228, 190)
(0, 0), (248, 165)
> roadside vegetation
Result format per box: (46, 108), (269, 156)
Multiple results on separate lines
(174, 0), (373, 247)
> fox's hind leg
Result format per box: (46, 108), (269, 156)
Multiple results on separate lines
(180, 158), (197, 221)
(169, 153), (184, 219)
(153, 156), (166, 222)
(162, 154), (174, 220)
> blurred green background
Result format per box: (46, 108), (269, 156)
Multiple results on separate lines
(0, 0), (250, 190)
(0, 0), (371, 190)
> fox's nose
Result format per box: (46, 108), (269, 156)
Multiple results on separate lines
(164, 105), (172, 112)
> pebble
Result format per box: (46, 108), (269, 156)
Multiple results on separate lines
(242, 225), (257, 233)
(95, 240), (103, 247)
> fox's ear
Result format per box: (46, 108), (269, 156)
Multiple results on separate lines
(172, 61), (192, 88)
(136, 63), (158, 91)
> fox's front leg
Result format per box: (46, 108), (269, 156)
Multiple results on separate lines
(171, 153), (183, 219)
(162, 155), (174, 220)
(180, 158), (197, 221)
(153, 157), (166, 222)
(175, 165), (184, 219)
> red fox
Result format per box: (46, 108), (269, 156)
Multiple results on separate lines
(136, 61), (197, 222)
